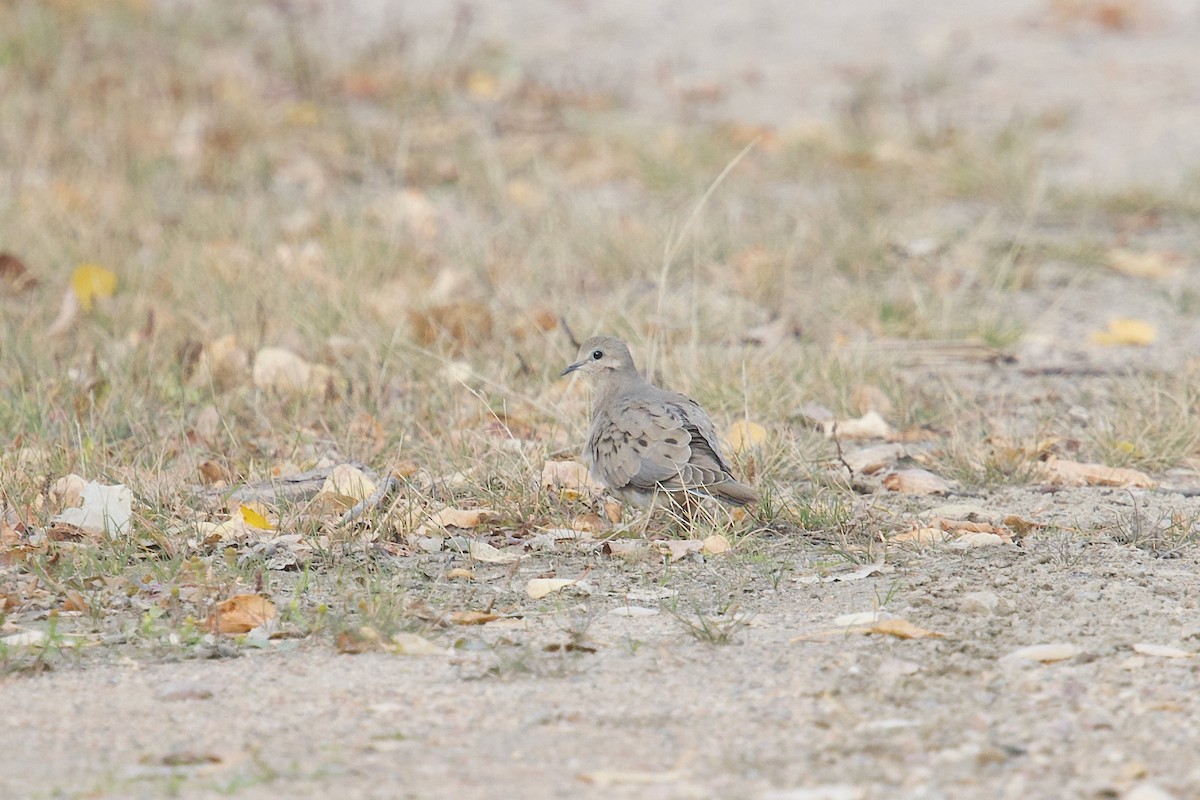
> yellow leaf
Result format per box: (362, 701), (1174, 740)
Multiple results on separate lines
(1089, 318), (1157, 346)
(466, 71), (500, 98)
(71, 264), (117, 311)
(239, 504), (274, 530)
(285, 101), (321, 127)
(725, 420), (767, 454)
(1107, 248), (1173, 279)
(868, 618), (945, 639)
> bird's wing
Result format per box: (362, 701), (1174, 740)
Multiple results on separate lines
(588, 396), (731, 493)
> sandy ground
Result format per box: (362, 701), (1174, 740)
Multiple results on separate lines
(5, 2), (1200, 799)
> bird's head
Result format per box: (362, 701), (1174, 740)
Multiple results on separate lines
(561, 335), (638, 383)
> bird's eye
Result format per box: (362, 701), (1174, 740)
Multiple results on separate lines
(591, 349), (604, 360)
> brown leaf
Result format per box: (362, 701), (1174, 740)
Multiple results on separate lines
(62, 589), (88, 612)
(208, 594), (276, 634)
(1043, 456), (1155, 488)
(1003, 514), (1042, 538)
(429, 507), (495, 529)
(197, 460), (231, 486)
(0, 252), (37, 293)
(337, 626), (381, 654)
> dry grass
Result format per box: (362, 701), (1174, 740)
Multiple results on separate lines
(2, 2), (1200, 671)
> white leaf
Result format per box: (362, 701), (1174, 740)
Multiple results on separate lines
(51, 481), (133, 535)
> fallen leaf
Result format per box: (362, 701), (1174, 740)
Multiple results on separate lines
(541, 460), (605, 499)
(208, 594), (276, 635)
(62, 589), (88, 612)
(50, 481), (133, 536)
(389, 632), (445, 655)
(658, 539), (704, 562)
(725, 420), (767, 454)
(49, 474), (87, 510)
(71, 263), (118, 311)
(701, 534), (731, 555)
(467, 540), (519, 564)
(0, 252), (37, 293)
(197, 460), (231, 485)
(890, 527), (947, 544)
(824, 410), (894, 440)
(1089, 318), (1157, 346)
(867, 618), (945, 640)
(252, 347), (334, 397)
(1132, 643), (1191, 659)
(1002, 643), (1079, 663)
(882, 469), (950, 495)
(337, 627), (381, 654)
(317, 464), (379, 507)
(1043, 456), (1155, 488)
(430, 507), (495, 529)
(843, 443), (904, 475)
(449, 610), (500, 625)
(1003, 515), (1042, 538)
(526, 577), (587, 599)
(603, 540), (647, 557)
(189, 335), (250, 389)
(1107, 248), (1174, 279)
(239, 504), (274, 530)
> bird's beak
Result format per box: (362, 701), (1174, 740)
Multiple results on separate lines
(561, 361), (583, 377)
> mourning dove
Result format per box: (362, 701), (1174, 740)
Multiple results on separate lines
(561, 335), (759, 509)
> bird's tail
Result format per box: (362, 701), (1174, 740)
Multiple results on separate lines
(710, 480), (759, 507)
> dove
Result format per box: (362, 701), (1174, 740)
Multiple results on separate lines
(561, 335), (759, 510)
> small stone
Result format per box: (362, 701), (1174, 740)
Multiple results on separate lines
(1125, 782), (1178, 800)
(959, 591), (1001, 615)
(1002, 643), (1080, 663)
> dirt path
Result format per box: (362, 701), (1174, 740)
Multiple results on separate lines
(5, 543), (1200, 799)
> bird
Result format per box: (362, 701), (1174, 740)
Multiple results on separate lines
(561, 335), (759, 511)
